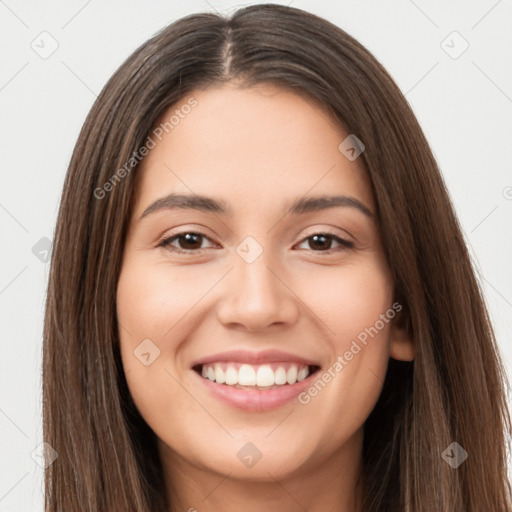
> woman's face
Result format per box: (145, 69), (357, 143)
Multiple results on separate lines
(116, 83), (413, 487)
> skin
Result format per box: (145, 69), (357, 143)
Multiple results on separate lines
(116, 83), (415, 512)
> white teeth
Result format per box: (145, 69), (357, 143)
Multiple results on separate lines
(297, 367), (308, 382)
(225, 366), (238, 385)
(199, 362), (313, 387)
(238, 364), (256, 386)
(286, 365), (298, 384)
(256, 365), (275, 387)
(214, 364), (225, 384)
(274, 366), (287, 385)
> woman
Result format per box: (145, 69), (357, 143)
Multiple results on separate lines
(42, 4), (512, 511)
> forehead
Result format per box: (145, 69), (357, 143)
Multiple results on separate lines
(131, 83), (373, 219)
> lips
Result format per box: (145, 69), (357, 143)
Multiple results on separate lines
(190, 349), (321, 368)
(191, 349), (321, 411)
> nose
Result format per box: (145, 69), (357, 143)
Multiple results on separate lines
(216, 248), (300, 332)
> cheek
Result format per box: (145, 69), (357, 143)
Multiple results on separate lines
(293, 259), (395, 435)
(337, 264), (394, 375)
(294, 259), (393, 395)
(297, 256), (394, 347)
(335, 275), (393, 345)
(116, 259), (204, 349)
(115, 267), (195, 456)
(115, 256), (226, 423)
(115, 260), (188, 404)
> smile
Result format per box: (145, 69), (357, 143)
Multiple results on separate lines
(191, 350), (321, 412)
(196, 362), (316, 389)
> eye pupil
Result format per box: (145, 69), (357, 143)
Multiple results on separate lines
(310, 234), (331, 250)
(179, 233), (202, 249)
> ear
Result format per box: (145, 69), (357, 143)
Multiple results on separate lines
(389, 305), (415, 362)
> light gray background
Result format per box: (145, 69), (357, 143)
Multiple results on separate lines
(1, 0), (511, 509)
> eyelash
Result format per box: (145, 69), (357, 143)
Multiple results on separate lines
(157, 230), (354, 254)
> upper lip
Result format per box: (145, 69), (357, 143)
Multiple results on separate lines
(191, 349), (321, 368)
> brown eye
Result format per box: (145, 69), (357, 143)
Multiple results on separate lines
(296, 233), (354, 252)
(158, 232), (215, 253)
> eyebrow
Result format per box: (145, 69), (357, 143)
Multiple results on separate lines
(138, 193), (373, 221)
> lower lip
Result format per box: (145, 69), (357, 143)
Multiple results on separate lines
(193, 369), (318, 412)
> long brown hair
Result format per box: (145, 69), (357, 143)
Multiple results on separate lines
(43, 4), (512, 510)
